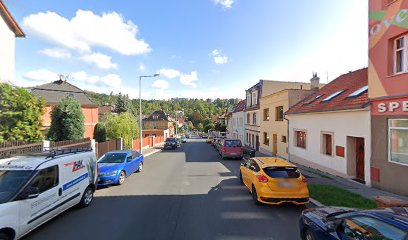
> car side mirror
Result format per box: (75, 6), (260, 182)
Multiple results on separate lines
(21, 186), (40, 200)
(127, 157), (132, 162)
(326, 221), (338, 232)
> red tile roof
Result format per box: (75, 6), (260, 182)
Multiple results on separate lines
(286, 68), (369, 115)
(232, 100), (246, 113)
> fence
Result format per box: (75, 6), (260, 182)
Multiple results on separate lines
(95, 139), (122, 158)
(0, 141), (43, 159)
(133, 135), (165, 152)
(49, 137), (91, 150)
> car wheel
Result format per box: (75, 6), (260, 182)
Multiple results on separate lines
(239, 171), (243, 184)
(118, 171), (126, 185)
(252, 185), (260, 205)
(0, 233), (10, 240)
(137, 162), (143, 172)
(304, 229), (316, 240)
(79, 186), (94, 208)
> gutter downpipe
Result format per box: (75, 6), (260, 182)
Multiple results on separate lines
(284, 114), (290, 162)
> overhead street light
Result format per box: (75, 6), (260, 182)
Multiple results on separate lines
(139, 74), (160, 154)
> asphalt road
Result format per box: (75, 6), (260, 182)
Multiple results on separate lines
(24, 138), (305, 240)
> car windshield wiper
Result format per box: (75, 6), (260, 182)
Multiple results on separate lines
(326, 210), (356, 219)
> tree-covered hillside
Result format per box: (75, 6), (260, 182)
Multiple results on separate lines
(86, 91), (240, 123)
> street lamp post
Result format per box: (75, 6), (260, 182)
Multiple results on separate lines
(139, 74), (159, 154)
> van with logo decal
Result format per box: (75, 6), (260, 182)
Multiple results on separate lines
(0, 149), (97, 240)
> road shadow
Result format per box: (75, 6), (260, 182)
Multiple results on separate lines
(23, 177), (304, 240)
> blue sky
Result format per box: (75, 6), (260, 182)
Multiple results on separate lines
(7, 0), (368, 99)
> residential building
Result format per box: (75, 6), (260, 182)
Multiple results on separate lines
(368, 0), (408, 195)
(286, 68), (371, 185)
(0, 1), (25, 83)
(30, 78), (99, 139)
(143, 110), (175, 138)
(244, 80), (323, 150)
(227, 100), (245, 142)
(259, 80), (317, 158)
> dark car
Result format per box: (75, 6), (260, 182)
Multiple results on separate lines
(181, 136), (187, 143)
(299, 207), (408, 240)
(176, 138), (182, 147)
(164, 138), (177, 150)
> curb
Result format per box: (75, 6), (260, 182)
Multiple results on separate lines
(143, 149), (162, 157)
(309, 197), (324, 207)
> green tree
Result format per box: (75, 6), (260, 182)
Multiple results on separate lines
(197, 123), (204, 131)
(0, 83), (45, 142)
(93, 123), (107, 142)
(187, 121), (194, 131)
(105, 112), (139, 149)
(215, 122), (227, 132)
(204, 123), (215, 133)
(47, 97), (85, 141)
(113, 92), (129, 113)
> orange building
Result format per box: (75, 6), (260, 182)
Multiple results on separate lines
(30, 79), (99, 139)
(369, 0), (408, 195)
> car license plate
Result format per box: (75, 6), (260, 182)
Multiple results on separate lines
(278, 182), (294, 187)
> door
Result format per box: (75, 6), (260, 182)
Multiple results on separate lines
(272, 134), (277, 155)
(19, 165), (60, 236)
(356, 138), (365, 181)
(256, 135), (260, 151)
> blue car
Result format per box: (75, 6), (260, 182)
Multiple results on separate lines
(97, 150), (143, 186)
(299, 207), (408, 240)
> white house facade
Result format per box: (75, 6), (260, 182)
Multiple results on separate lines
(0, 2), (25, 83)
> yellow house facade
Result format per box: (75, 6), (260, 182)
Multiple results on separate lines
(259, 89), (315, 159)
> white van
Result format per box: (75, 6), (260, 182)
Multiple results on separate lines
(0, 149), (98, 240)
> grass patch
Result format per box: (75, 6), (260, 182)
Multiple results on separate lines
(309, 184), (377, 209)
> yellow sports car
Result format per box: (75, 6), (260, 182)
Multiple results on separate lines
(239, 157), (309, 205)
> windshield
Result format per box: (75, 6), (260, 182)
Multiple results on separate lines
(166, 138), (176, 142)
(263, 167), (300, 179)
(98, 153), (127, 163)
(224, 140), (242, 147)
(0, 170), (33, 204)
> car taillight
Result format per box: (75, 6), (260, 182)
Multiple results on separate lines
(301, 176), (307, 183)
(256, 174), (268, 183)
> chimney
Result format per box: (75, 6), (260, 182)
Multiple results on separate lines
(310, 72), (320, 90)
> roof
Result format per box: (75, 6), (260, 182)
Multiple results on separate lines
(254, 157), (297, 168)
(30, 80), (97, 107)
(144, 110), (172, 122)
(0, 1), (25, 37)
(232, 100), (246, 113)
(0, 155), (45, 171)
(286, 68), (369, 115)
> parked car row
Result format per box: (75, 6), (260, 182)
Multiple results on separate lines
(0, 148), (145, 240)
(163, 136), (187, 150)
(209, 138), (244, 160)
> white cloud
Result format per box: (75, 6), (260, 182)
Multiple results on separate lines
(80, 52), (118, 70)
(23, 10), (151, 55)
(210, 49), (229, 64)
(39, 48), (71, 59)
(23, 69), (59, 83)
(139, 64), (146, 72)
(158, 68), (181, 79)
(152, 80), (169, 90)
(214, 0), (234, 9)
(70, 71), (121, 88)
(180, 71), (198, 87)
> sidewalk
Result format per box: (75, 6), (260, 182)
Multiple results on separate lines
(254, 152), (408, 203)
(141, 143), (164, 157)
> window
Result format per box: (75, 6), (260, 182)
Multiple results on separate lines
(253, 113), (256, 125)
(247, 160), (260, 172)
(304, 94), (323, 105)
(322, 90), (345, 102)
(348, 85), (368, 98)
(275, 106), (284, 121)
(389, 119), (408, 165)
(246, 133), (249, 143)
(263, 132), (270, 145)
(339, 216), (406, 240)
(246, 94), (251, 107)
(394, 36), (407, 74)
(252, 91), (258, 105)
(322, 133), (333, 156)
(27, 166), (59, 193)
(281, 135), (287, 143)
(247, 113), (250, 124)
(295, 130), (307, 149)
(263, 108), (269, 121)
